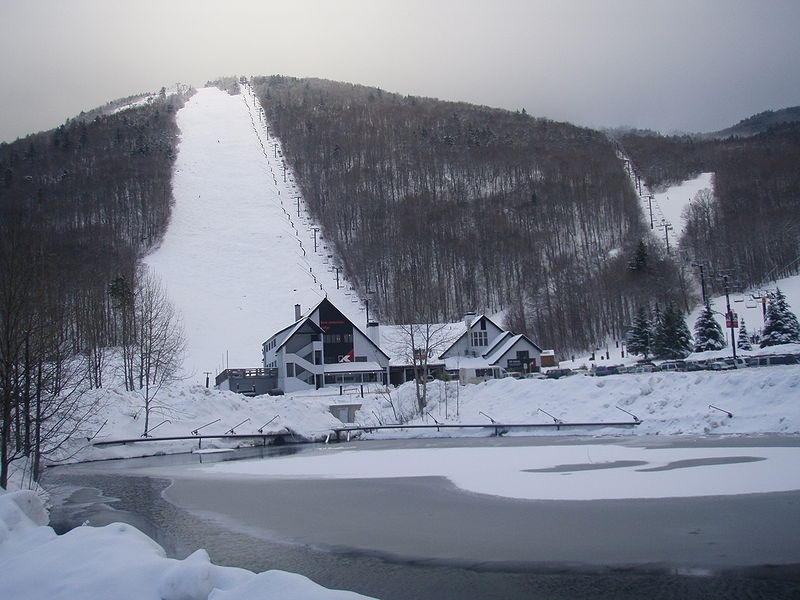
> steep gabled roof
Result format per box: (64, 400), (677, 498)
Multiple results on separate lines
(439, 314), (504, 358)
(267, 297), (390, 361)
(274, 318), (324, 353)
(484, 333), (543, 365)
(483, 331), (514, 358)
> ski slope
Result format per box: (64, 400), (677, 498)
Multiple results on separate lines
(145, 86), (367, 381)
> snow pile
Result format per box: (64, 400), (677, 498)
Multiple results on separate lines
(0, 488), (374, 600)
(355, 355), (800, 437)
(70, 383), (349, 463)
(47, 343), (800, 467)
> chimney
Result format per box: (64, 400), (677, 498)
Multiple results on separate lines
(367, 320), (381, 348)
(294, 304), (302, 321)
(463, 312), (477, 327)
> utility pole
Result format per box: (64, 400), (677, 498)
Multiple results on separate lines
(313, 227), (319, 253)
(692, 262), (708, 306)
(662, 220), (673, 253)
(721, 274), (737, 360)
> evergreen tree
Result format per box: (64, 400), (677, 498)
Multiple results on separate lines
(693, 303), (726, 352)
(737, 318), (752, 351)
(627, 306), (654, 360)
(653, 303), (693, 359)
(628, 240), (649, 272)
(760, 288), (800, 347)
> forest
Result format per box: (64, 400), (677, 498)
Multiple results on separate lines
(0, 88), (190, 486)
(251, 76), (684, 355)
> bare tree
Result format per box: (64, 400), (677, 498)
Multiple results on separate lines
(131, 266), (186, 437)
(386, 321), (456, 415)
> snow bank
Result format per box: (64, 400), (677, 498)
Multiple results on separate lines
(356, 359), (800, 437)
(47, 342), (800, 466)
(0, 489), (374, 600)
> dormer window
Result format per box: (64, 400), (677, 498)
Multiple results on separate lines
(471, 330), (488, 347)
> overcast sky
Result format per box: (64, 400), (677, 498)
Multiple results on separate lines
(2, 0), (799, 143)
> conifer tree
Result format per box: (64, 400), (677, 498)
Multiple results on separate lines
(737, 318), (752, 351)
(760, 288), (800, 347)
(627, 306), (654, 360)
(653, 303), (693, 359)
(693, 303), (726, 352)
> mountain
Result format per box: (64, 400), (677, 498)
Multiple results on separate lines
(706, 106), (800, 139)
(2, 76), (799, 367)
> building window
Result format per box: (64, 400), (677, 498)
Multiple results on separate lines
(471, 331), (488, 347)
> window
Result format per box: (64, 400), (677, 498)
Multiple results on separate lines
(471, 331), (488, 347)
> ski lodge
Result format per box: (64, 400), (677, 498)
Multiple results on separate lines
(215, 298), (546, 395)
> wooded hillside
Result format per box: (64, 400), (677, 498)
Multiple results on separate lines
(252, 76), (683, 353)
(620, 122), (800, 295)
(0, 90), (188, 484)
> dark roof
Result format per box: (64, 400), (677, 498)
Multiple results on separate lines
(268, 297), (390, 361)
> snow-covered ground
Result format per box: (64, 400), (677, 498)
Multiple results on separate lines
(0, 490), (373, 600)
(4, 85), (800, 599)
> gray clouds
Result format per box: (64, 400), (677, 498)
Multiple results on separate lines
(2, 0), (799, 142)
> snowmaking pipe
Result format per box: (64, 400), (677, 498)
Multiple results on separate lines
(226, 418), (251, 434)
(191, 418), (220, 436)
(709, 404), (733, 418)
(257, 415), (279, 433)
(538, 408), (562, 424)
(479, 411), (496, 424)
(616, 406), (641, 423)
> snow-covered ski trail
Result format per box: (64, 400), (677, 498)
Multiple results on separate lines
(145, 86), (366, 381)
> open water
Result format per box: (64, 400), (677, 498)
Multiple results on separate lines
(44, 437), (800, 600)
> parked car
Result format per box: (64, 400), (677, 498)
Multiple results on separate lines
(707, 360), (734, 371)
(627, 364), (655, 374)
(747, 354), (798, 367)
(593, 365), (621, 376)
(524, 372), (548, 379)
(723, 357), (748, 369)
(657, 360), (687, 372)
(545, 368), (574, 379)
(684, 361), (706, 372)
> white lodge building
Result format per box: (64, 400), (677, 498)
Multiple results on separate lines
(257, 299), (545, 394)
(262, 298), (390, 394)
(438, 314), (544, 385)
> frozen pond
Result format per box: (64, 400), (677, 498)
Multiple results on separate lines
(45, 436), (800, 599)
